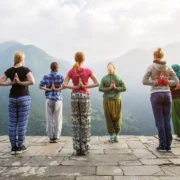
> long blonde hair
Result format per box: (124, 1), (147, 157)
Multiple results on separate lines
(153, 48), (164, 60)
(73, 52), (85, 71)
(14, 51), (25, 66)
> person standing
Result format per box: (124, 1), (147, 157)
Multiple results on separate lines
(171, 64), (180, 141)
(0, 51), (35, 155)
(63, 52), (99, 155)
(40, 62), (64, 143)
(99, 62), (127, 142)
(142, 48), (179, 152)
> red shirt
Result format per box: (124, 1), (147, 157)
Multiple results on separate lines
(67, 68), (93, 94)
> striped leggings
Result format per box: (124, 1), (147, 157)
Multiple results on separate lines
(8, 96), (31, 148)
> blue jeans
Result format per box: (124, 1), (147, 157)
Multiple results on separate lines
(150, 92), (172, 148)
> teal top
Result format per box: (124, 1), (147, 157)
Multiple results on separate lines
(99, 74), (127, 99)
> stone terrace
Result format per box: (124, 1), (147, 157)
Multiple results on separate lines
(0, 135), (180, 180)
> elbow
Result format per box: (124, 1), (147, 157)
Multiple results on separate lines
(96, 82), (100, 87)
(62, 84), (67, 88)
(30, 80), (35, 85)
(142, 80), (147, 85)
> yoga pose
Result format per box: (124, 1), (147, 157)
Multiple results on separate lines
(0, 52), (35, 155)
(63, 52), (99, 155)
(142, 48), (179, 152)
(99, 62), (127, 142)
(171, 64), (180, 141)
(40, 62), (64, 143)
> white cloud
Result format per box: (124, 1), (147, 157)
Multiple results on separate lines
(0, 0), (180, 63)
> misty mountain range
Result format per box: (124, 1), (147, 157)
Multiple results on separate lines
(0, 41), (179, 136)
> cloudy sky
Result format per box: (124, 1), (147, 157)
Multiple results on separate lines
(0, 0), (180, 63)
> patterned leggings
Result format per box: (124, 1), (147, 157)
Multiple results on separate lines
(8, 96), (31, 147)
(71, 93), (91, 152)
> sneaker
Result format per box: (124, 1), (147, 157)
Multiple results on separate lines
(156, 146), (166, 152)
(81, 150), (90, 156)
(16, 145), (27, 154)
(10, 147), (16, 155)
(49, 138), (54, 143)
(53, 138), (60, 143)
(114, 136), (119, 142)
(166, 147), (172, 152)
(76, 150), (81, 156)
(108, 136), (114, 143)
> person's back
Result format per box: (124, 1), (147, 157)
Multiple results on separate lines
(67, 67), (92, 94)
(43, 72), (64, 101)
(142, 48), (179, 153)
(5, 66), (31, 97)
(40, 62), (64, 143)
(63, 52), (99, 156)
(143, 60), (178, 93)
(0, 51), (35, 155)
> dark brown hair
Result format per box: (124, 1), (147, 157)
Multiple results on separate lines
(50, 62), (59, 72)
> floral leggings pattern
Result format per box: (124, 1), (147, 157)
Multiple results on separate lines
(71, 93), (91, 152)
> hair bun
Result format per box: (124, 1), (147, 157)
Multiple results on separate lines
(157, 48), (162, 52)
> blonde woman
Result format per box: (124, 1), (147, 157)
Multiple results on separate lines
(63, 52), (99, 155)
(142, 48), (178, 152)
(0, 52), (35, 155)
(99, 63), (127, 142)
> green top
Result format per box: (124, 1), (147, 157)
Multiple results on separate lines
(99, 74), (127, 99)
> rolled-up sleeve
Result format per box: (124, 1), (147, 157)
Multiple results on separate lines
(40, 76), (46, 87)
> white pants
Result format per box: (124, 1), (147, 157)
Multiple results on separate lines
(46, 99), (63, 139)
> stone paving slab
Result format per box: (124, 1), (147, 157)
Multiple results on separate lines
(28, 166), (96, 177)
(121, 165), (162, 176)
(97, 166), (123, 176)
(1, 176), (76, 180)
(0, 136), (180, 179)
(77, 176), (113, 180)
(40, 156), (64, 166)
(161, 166), (180, 176)
(3, 157), (31, 167)
(114, 177), (160, 180)
(24, 156), (46, 166)
(140, 159), (172, 165)
(133, 149), (156, 159)
(126, 141), (146, 149)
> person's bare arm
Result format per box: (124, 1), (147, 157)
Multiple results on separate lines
(0, 74), (15, 86)
(39, 86), (52, 91)
(15, 72), (35, 86)
(51, 82), (64, 91)
(62, 76), (80, 89)
(81, 74), (99, 89)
